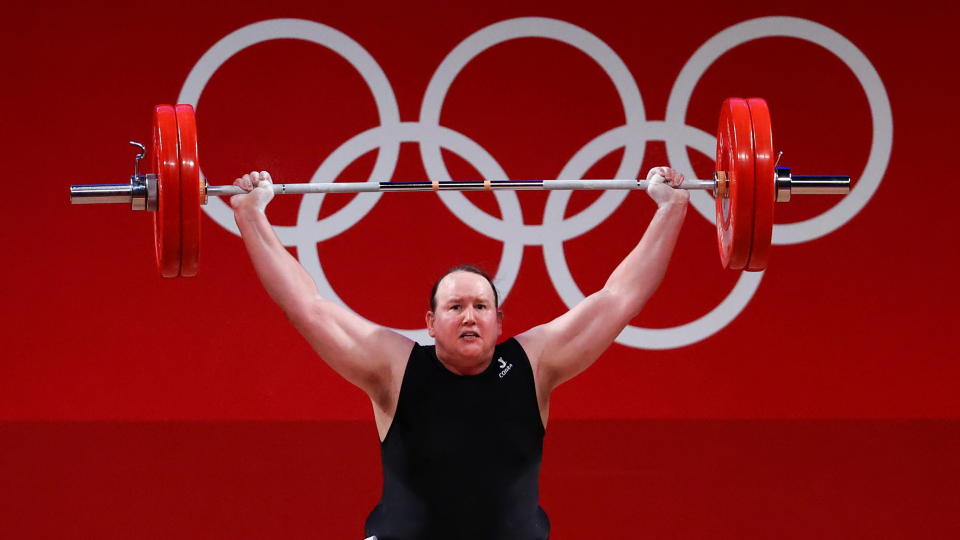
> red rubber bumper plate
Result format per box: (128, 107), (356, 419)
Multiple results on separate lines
(715, 98), (755, 270)
(745, 98), (774, 272)
(176, 104), (202, 277)
(153, 105), (181, 278)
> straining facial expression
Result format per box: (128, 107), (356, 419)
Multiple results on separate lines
(427, 270), (502, 370)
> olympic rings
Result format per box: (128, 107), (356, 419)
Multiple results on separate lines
(179, 16), (891, 349)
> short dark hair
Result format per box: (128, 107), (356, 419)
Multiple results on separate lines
(429, 265), (499, 312)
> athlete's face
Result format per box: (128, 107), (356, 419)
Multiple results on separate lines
(427, 271), (502, 373)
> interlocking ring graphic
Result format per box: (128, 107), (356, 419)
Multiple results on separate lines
(179, 16), (891, 350)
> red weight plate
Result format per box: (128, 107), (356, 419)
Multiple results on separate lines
(153, 105), (181, 278)
(715, 98), (755, 270)
(745, 98), (775, 272)
(176, 104), (202, 277)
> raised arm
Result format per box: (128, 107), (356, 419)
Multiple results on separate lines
(229, 171), (413, 403)
(517, 167), (688, 394)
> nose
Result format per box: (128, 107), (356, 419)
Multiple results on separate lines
(461, 306), (477, 324)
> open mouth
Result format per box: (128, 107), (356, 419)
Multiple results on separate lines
(459, 332), (480, 339)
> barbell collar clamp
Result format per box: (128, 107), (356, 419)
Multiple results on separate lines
(715, 171), (728, 199)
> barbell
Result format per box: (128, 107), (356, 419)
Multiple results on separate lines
(69, 99), (850, 277)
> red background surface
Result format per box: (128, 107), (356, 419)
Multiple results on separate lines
(1, 1), (957, 538)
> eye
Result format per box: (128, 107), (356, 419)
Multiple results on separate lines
(450, 304), (461, 311)
(475, 304), (486, 310)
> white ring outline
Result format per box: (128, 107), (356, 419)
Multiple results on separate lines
(178, 18), (401, 241)
(541, 120), (763, 350)
(547, 16), (892, 349)
(296, 122), (523, 342)
(666, 16), (892, 245)
(418, 17), (647, 245)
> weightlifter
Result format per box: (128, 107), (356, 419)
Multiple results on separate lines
(229, 166), (689, 540)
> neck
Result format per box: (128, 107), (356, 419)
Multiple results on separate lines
(436, 349), (493, 376)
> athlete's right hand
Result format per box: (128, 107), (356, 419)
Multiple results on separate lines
(230, 171), (275, 213)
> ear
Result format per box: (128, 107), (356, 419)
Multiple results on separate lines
(426, 310), (436, 337)
(496, 309), (503, 337)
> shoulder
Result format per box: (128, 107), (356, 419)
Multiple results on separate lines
(495, 336), (523, 355)
(496, 336), (537, 374)
(396, 342), (441, 381)
(513, 329), (558, 395)
(406, 342), (433, 367)
(368, 339), (419, 415)
(514, 329), (545, 365)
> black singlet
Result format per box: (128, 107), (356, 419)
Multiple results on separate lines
(364, 338), (550, 540)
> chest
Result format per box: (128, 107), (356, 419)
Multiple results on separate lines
(393, 370), (543, 472)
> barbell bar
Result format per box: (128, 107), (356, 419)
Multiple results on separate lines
(68, 99), (851, 277)
(70, 174), (846, 199)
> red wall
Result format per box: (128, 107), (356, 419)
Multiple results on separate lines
(1, 0), (957, 537)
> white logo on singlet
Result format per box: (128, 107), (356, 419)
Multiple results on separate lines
(498, 357), (513, 378)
